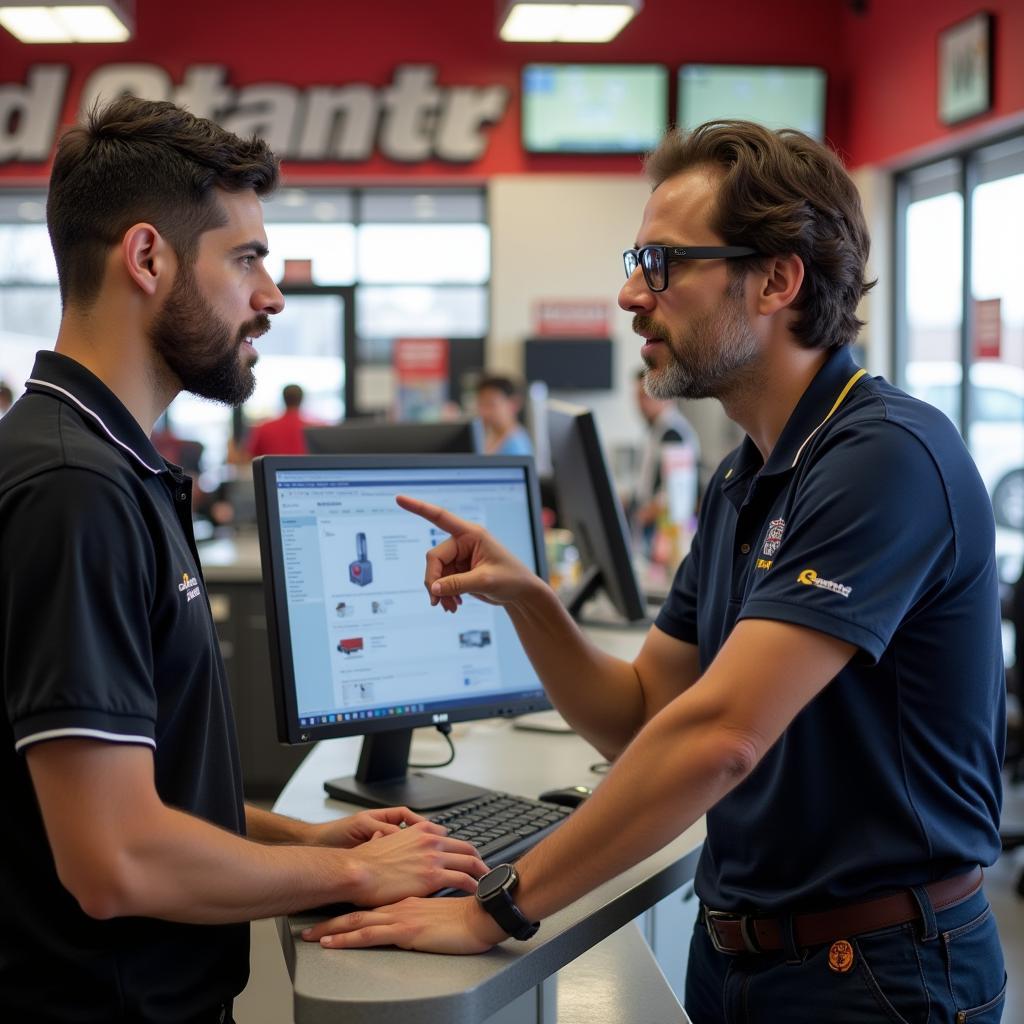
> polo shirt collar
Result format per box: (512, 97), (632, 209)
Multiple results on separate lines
(722, 346), (868, 498)
(25, 350), (167, 476)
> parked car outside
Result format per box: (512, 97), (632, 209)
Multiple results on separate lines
(905, 360), (1024, 531)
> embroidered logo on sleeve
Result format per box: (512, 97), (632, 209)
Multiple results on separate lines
(796, 568), (852, 598)
(757, 517), (786, 570)
(178, 571), (202, 603)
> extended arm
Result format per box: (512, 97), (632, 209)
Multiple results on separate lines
(396, 495), (702, 759)
(27, 740), (487, 924)
(304, 617), (855, 951)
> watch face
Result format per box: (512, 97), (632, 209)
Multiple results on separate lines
(477, 863), (515, 901)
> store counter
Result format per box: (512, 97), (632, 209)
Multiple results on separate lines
(272, 721), (702, 1024)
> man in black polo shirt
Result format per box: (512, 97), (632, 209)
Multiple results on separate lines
(303, 122), (1008, 1022)
(0, 97), (487, 1023)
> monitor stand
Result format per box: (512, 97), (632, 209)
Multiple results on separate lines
(562, 564), (603, 620)
(323, 728), (488, 811)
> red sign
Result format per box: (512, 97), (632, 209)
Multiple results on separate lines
(533, 300), (610, 337)
(394, 338), (449, 380)
(973, 298), (1001, 360)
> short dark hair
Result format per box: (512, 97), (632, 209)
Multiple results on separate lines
(476, 374), (522, 400)
(644, 120), (874, 350)
(282, 384), (304, 409)
(46, 95), (280, 309)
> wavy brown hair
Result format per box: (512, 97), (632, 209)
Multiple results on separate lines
(645, 120), (874, 350)
(47, 95), (279, 309)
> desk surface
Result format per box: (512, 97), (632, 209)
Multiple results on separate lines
(273, 693), (704, 1023)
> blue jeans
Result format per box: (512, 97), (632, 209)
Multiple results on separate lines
(685, 885), (1006, 1023)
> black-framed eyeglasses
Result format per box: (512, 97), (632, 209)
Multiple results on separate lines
(622, 245), (759, 292)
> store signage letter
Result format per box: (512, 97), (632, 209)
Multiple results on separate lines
(0, 63), (509, 165)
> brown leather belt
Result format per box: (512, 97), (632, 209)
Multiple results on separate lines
(703, 866), (983, 955)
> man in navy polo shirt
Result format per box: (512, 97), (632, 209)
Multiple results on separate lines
(0, 97), (487, 1023)
(305, 122), (1007, 1022)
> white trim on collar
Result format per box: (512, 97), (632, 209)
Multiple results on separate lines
(27, 378), (163, 475)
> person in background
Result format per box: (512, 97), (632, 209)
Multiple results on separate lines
(476, 373), (533, 456)
(0, 96), (486, 1023)
(246, 382), (317, 456)
(629, 366), (701, 551)
(0, 382), (13, 418)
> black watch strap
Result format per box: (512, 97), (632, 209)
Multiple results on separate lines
(475, 864), (540, 941)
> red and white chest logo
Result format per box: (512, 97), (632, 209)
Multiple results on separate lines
(762, 518), (786, 558)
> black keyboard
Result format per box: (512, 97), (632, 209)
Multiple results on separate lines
(429, 791), (572, 865)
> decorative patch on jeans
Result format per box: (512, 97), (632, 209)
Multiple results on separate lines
(828, 939), (855, 973)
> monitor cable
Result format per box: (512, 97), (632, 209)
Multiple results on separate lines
(409, 722), (455, 769)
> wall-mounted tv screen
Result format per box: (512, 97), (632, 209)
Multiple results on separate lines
(522, 64), (668, 154)
(678, 65), (827, 141)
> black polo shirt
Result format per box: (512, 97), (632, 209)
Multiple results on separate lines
(0, 352), (247, 1021)
(656, 346), (1005, 914)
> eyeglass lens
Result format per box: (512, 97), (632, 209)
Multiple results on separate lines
(643, 247), (666, 290)
(623, 247), (667, 290)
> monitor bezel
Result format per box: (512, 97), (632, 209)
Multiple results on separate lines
(521, 62), (670, 155)
(253, 453), (551, 746)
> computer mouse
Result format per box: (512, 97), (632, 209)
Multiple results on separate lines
(538, 785), (593, 809)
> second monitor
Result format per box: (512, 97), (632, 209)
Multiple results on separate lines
(304, 418), (483, 455)
(547, 400), (647, 624)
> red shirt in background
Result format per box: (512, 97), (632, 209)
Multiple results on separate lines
(246, 409), (316, 457)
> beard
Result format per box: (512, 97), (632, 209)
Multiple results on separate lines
(637, 278), (760, 401)
(149, 262), (266, 407)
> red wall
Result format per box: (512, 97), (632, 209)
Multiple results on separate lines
(1, 0), (1023, 181)
(841, 0), (1024, 167)
(0, 0), (849, 182)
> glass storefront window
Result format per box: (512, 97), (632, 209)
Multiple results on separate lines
(896, 136), (1024, 590)
(356, 223), (490, 283)
(356, 285), (487, 347)
(263, 223), (356, 285)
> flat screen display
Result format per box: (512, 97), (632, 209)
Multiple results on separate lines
(522, 63), (668, 154)
(678, 64), (827, 140)
(255, 456), (549, 744)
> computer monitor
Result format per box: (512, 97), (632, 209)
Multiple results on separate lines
(546, 401), (646, 623)
(304, 418), (483, 455)
(677, 64), (827, 141)
(253, 454), (551, 810)
(521, 63), (669, 154)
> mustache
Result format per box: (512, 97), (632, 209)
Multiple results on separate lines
(238, 314), (271, 343)
(632, 314), (667, 338)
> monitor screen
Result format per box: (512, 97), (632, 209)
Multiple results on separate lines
(304, 419), (483, 455)
(253, 454), (550, 809)
(546, 401), (646, 623)
(522, 63), (668, 154)
(677, 64), (827, 140)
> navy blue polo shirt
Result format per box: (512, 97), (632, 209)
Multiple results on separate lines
(0, 352), (247, 1021)
(656, 346), (1005, 914)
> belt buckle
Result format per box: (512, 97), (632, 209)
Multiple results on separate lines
(704, 909), (762, 954)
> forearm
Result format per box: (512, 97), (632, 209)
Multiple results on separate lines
(245, 803), (316, 845)
(511, 690), (754, 922)
(506, 578), (645, 757)
(90, 807), (357, 923)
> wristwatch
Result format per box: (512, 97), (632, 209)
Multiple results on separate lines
(475, 863), (539, 940)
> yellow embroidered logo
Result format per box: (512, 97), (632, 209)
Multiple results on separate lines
(797, 568), (852, 598)
(178, 571), (201, 603)
(756, 558), (773, 570)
